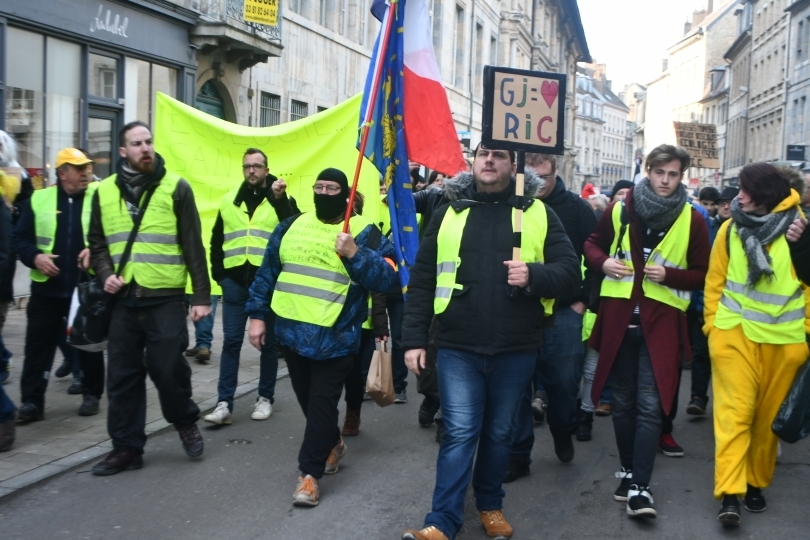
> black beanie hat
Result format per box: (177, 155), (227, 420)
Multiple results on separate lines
(316, 167), (350, 194)
(611, 180), (634, 198)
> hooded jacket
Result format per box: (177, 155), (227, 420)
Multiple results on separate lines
(401, 169), (580, 354)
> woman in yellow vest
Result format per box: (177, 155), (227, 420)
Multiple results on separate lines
(704, 163), (810, 526)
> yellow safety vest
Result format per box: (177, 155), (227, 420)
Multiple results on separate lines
(220, 186), (279, 268)
(434, 201), (554, 316)
(271, 212), (374, 327)
(97, 173), (187, 289)
(30, 183), (98, 282)
(714, 225), (806, 344)
(600, 202), (693, 312)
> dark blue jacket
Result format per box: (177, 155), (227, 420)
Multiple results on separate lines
(14, 183), (88, 298)
(246, 214), (398, 360)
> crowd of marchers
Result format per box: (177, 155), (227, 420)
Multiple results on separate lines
(1, 124), (809, 539)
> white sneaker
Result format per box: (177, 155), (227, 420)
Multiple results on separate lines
(203, 401), (232, 425)
(251, 397), (272, 420)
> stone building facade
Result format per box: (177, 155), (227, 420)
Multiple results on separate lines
(724, 1), (753, 180)
(785, 0), (810, 163)
(163, 0), (590, 184)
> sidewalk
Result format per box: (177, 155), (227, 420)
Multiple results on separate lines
(0, 298), (286, 498)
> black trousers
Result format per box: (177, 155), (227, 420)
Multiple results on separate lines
(106, 300), (199, 452)
(287, 350), (354, 479)
(20, 294), (105, 409)
(343, 330), (374, 411)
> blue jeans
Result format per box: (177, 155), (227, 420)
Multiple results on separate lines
(611, 327), (662, 486)
(511, 306), (583, 458)
(424, 348), (536, 539)
(192, 295), (220, 349)
(386, 294), (409, 391)
(218, 279), (276, 410)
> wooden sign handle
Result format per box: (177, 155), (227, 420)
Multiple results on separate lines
(510, 151), (525, 298)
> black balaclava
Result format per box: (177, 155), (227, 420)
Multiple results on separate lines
(314, 167), (350, 221)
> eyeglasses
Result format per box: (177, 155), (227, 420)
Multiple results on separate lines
(242, 163), (265, 171)
(312, 183), (342, 194)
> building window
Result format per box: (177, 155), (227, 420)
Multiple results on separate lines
(291, 100), (309, 121)
(454, 5), (465, 88)
(260, 92), (281, 126)
(474, 23), (484, 98)
(317, 105), (329, 113)
(490, 35), (497, 66)
(124, 59), (178, 128)
(431, 0), (443, 68)
(89, 54), (118, 99)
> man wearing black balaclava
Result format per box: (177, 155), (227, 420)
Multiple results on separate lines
(245, 167), (398, 508)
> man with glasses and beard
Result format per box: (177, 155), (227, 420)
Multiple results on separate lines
(88, 121), (211, 475)
(203, 148), (298, 425)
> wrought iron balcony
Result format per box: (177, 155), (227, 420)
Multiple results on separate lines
(191, 0), (283, 71)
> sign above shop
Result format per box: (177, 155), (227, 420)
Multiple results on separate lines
(2, 0), (195, 67)
(90, 4), (130, 39)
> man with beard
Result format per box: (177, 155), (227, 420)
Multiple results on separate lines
(88, 121), (211, 475)
(400, 144), (579, 540)
(13, 148), (106, 421)
(246, 168), (397, 507)
(203, 148), (297, 425)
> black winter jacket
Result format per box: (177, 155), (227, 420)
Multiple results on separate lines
(402, 171), (580, 354)
(789, 223), (810, 285)
(535, 174), (597, 307)
(413, 186), (449, 240)
(210, 181), (299, 288)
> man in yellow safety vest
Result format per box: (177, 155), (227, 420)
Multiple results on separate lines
(204, 147), (298, 425)
(13, 147), (105, 422)
(400, 144), (579, 540)
(88, 121), (212, 476)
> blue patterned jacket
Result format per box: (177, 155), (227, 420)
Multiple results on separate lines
(246, 213), (397, 360)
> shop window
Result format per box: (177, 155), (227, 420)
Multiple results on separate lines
(89, 54), (118, 100)
(260, 92), (281, 126)
(45, 37), (81, 182)
(124, 58), (178, 127)
(290, 100), (308, 121)
(5, 27), (44, 169)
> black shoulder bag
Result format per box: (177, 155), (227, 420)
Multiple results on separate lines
(69, 187), (157, 350)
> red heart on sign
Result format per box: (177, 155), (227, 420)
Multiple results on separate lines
(541, 80), (558, 108)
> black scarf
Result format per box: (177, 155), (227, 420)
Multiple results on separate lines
(116, 153), (167, 204)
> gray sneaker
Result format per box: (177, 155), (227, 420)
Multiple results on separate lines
(394, 388), (407, 404)
(68, 377), (84, 395)
(78, 395), (100, 416)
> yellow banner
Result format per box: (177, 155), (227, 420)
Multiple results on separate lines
(243, 0), (278, 26)
(154, 92), (381, 294)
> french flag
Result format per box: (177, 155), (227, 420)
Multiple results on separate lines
(370, 0), (467, 176)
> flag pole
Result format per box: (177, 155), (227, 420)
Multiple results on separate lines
(343, 0), (399, 232)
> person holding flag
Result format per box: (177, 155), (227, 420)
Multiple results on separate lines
(401, 144), (579, 540)
(246, 168), (397, 508)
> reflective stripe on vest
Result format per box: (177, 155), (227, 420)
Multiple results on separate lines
(219, 187), (279, 268)
(714, 225), (806, 344)
(97, 173), (187, 289)
(600, 202), (692, 312)
(434, 201), (554, 316)
(271, 212), (374, 327)
(30, 183), (97, 283)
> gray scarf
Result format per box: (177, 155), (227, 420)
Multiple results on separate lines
(729, 198), (798, 286)
(632, 178), (688, 230)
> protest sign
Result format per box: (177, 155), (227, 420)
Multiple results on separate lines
(673, 122), (720, 169)
(481, 66), (566, 155)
